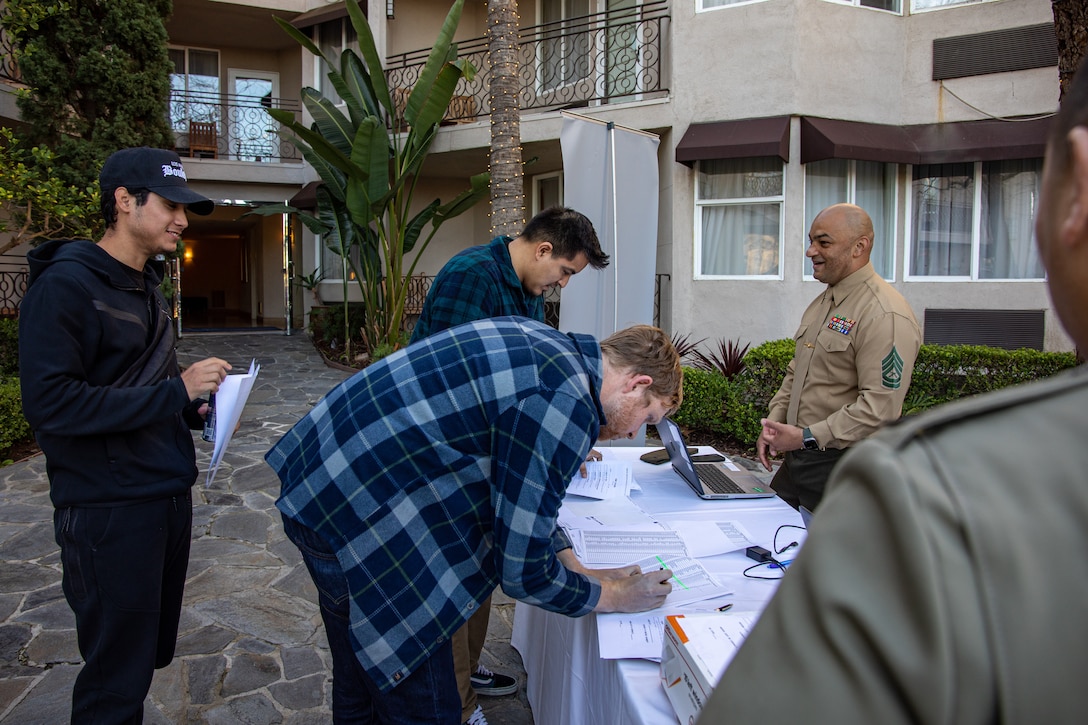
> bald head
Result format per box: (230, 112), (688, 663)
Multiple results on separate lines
(807, 203), (875, 285)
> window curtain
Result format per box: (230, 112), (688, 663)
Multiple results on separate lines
(804, 159), (896, 279)
(912, 0), (974, 10)
(804, 159), (848, 277)
(698, 158), (782, 276)
(980, 159), (1044, 279)
(910, 163), (973, 276)
(854, 161), (896, 279)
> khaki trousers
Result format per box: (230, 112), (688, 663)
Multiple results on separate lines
(454, 593), (492, 721)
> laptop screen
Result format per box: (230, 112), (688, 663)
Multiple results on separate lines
(656, 417), (700, 484)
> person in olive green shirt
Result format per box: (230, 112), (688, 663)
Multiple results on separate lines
(700, 57), (1088, 725)
(757, 203), (921, 512)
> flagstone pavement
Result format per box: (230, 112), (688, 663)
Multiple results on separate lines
(0, 332), (535, 725)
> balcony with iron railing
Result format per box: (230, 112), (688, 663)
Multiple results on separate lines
(169, 90), (303, 163)
(5, 2), (667, 149)
(0, 253), (27, 316)
(0, 21), (18, 87)
(385, 0), (669, 125)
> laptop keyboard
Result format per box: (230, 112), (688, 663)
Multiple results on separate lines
(697, 466), (745, 494)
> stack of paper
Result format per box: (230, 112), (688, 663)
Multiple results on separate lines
(205, 359), (260, 487)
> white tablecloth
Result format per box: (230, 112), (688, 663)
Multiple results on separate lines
(511, 446), (801, 725)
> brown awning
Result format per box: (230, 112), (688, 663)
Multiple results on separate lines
(675, 116), (790, 166)
(800, 117), (916, 165)
(291, 2), (354, 30)
(800, 116), (1053, 165)
(909, 117), (1052, 164)
(289, 181), (321, 210)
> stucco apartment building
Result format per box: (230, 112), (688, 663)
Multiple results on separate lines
(1, 0), (1066, 350)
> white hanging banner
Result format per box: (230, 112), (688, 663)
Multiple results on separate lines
(558, 112), (659, 337)
(559, 112), (660, 446)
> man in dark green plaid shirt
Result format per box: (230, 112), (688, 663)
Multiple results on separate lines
(410, 206), (610, 724)
(411, 206), (609, 343)
(269, 317), (682, 724)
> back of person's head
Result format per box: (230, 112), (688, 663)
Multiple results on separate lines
(600, 325), (683, 413)
(521, 207), (610, 269)
(1048, 56), (1088, 176)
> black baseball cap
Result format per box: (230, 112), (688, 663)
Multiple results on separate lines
(99, 147), (215, 216)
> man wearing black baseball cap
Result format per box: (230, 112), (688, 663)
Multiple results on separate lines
(99, 146), (215, 216)
(19, 147), (230, 723)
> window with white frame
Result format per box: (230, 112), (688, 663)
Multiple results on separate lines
(540, 0), (592, 92)
(805, 159), (898, 279)
(319, 234), (361, 285)
(533, 172), (564, 216)
(911, 0), (992, 11)
(908, 159), (1043, 279)
(698, 0), (770, 10)
(822, 0), (901, 12)
(695, 157), (784, 278)
(315, 18), (358, 106)
(169, 47), (220, 133)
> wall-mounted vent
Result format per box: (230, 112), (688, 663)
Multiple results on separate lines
(933, 24), (1057, 81)
(923, 308), (1045, 350)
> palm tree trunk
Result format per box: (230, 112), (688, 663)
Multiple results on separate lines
(487, 0), (525, 237)
(1052, 0), (1088, 100)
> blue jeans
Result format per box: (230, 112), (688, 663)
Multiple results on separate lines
(281, 515), (460, 724)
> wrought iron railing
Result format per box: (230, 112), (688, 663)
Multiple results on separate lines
(0, 253), (28, 316)
(169, 90), (303, 163)
(0, 19), (19, 86)
(385, 0), (669, 124)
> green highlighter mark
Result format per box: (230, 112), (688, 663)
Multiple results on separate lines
(655, 555), (689, 590)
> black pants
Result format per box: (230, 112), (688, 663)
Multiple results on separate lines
(54, 493), (192, 725)
(771, 448), (848, 513)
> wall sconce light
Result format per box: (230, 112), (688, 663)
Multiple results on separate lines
(387, 0), (394, 19)
(184, 248), (194, 263)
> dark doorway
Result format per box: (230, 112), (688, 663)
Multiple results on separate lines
(180, 234), (259, 331)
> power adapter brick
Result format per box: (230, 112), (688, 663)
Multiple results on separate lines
(746, 545), (773, 563)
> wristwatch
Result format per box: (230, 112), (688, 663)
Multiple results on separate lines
(801, 427), (820, 451)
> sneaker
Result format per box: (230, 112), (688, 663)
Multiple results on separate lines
(463, 704), (489, 725)
(470, 664), (519, 697)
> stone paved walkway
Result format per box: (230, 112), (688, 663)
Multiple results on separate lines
(0, 332), (534, 724)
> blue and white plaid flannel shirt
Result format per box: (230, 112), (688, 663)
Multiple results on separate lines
(267, 317), (604, 692)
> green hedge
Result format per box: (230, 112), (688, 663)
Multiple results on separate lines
(0, 317), (17, 376)
(904, 345), (1080, 415)
(0, 376), (30, 461)
(676, 340), (1082, 454)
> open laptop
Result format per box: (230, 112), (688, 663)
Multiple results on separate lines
(656, 417), (776, 500)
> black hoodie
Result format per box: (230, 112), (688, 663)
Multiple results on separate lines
(19, 239), (201, 508)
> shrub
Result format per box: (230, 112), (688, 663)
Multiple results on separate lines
(670, 332), (706, 365)
(904, 344), (1080, 415)
(0, 376), (30, 461)
(672, 367), (730, 433)
(742, 338), (794, 396)
(675, 338), (1081, 454)
(690, 338), (750, 379)
(0, 317), (17, 376)
(309, 304), (367, 356)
